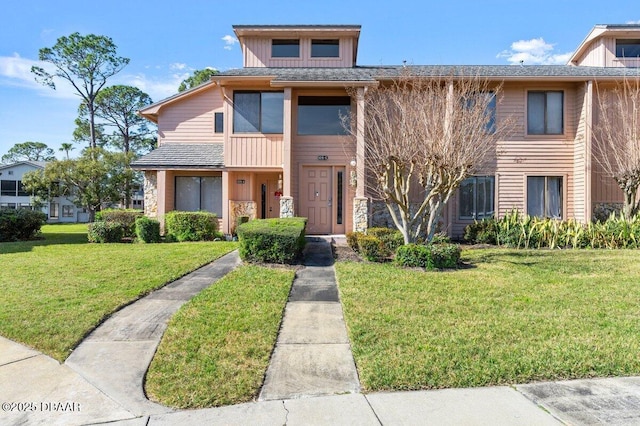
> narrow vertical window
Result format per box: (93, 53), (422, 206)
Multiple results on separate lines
(336, 171), (343, 225)
(214, 112), (223, 133)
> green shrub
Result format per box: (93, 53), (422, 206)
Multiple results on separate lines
(232, 215), (250, 236)
(395, 244), (433, 269)
(237, 217), (307, 264)
(164, 211), (220, 242)
(135, 216), (161, 243)
(96, 208), (143, 238)
(0, 208), (47, 242)
(463, 219), (498, 245)
(346, 231), (362, 252)
(87, 221), (124, 243)
(395, 243), (460, 269)
(430, 243), (461, 268)
(367, 227), (404, 252)
(357, 234), (386, 262)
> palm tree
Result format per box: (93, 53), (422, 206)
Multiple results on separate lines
(59, 143), (74, 159)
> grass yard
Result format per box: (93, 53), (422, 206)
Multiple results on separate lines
(145, 265), (294, 408)
(0, 224), (237, 361)
(336, 249), (640, 392)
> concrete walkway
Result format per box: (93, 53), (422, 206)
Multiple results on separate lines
(259, 239), (360, 400)
(3, 241), (640, 425)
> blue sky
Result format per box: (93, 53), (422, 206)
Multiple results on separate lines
(0, 0), (638, 158)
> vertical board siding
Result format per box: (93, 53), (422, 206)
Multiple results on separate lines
(573, 83), (588, 222)
(227, 135), (283, 167)
(243, 37), (354, 68)
(158, 88), (223, 145)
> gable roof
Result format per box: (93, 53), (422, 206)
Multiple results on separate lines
(569, 24), (640, 65)
(0, 161), (47, 171)
(131, 144), (224, 170)
(138, 80), (219, 123)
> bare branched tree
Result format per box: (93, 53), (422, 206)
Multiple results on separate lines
(593, 78), (640, 220)
(347, 70), (512, 243)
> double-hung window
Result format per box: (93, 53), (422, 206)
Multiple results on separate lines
(459, 176), (495, 220)
(233, 91), (284, 133)
(527, 176), (563, 219)
(527, 91), (563, 135)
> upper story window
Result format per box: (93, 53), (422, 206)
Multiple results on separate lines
(1, 180), (16, 196)
(214, 112), (223, 133)
(616, 39), (640, 58)
(527, 91), (563, 135)
(233, 91), (284, 134)
(311, 39), (340, 58)
(297, 96), (350, 135)
(271, 39), (300, 58)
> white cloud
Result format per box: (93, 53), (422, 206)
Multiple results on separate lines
(118, 71), (190, 101)
(497, 37), (573, 65)
(170, 62), (187, 71)
(626, 20), (640, 24)
(222, 35), (238, 51)
(0, 53), (78, 99)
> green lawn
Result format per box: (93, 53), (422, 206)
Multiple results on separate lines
(145, 265), (294, 408)
(0, 224), (238, 361)
(336, 249), (640, 392)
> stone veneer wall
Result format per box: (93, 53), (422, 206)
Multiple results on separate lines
(229, 200), (257, 233)
(593, 202), (624, 222)
(353, 197), (369, 232)
(279, 196), (294, 218)
(143, 171), (158, 218)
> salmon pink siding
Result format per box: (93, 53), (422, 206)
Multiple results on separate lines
(242, 37), (356, 68)
(226, 135), (283, 167)
(574, 36), (640, 68)
(157, 87), (223, 145)
(572, 82), (589, 223)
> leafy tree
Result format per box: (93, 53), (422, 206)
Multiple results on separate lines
(1, 141), (56, 163)
(59, 143), (74, 159)
(31, 33), (130, 150)
(593, 77), (640, 220)
(22, 148), (125, 221)
(73, 107), (107, 147)
(346, 71), (512, 243)
(92, 85), (155, 207)
(178, 68), (218, 92)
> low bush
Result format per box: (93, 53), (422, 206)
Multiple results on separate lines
(346, 232), (361, 252)
(395, 243), (460, 270)
(463, 218), (498, 245)
(135, 216), (161, 243)
(165, 211), (220, 242)
(357, 234), (386, 262)
(87, 221), (124, 243)
(367, 227), (404, 252)
(395, 244), (433, 269)
(237, 217), (307, 264)
(0, 208), (47, 242)
(96, 209), (143, 238)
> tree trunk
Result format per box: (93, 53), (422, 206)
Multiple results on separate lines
(88, 100), (97, 150)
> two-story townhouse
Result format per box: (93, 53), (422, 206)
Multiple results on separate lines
(133, 24), (640, 238)
(0, 161), (89, 223)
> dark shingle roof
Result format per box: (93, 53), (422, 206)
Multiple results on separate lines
(218, 65), (640, 82)
(131, 144), (223, 169)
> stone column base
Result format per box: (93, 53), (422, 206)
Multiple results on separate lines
(280, 196), (294, 218)
(143, 171), (158, 219)
(353, 197), (369, 233)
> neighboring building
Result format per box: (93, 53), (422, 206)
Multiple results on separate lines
(133, 24), (640, 238)
(0, 161), (89, 223)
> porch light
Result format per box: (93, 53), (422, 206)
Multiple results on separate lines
(277, 174), (283, 190)
(350, 158), (357, 167)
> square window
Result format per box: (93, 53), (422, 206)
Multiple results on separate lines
(62, 205), (74, 217)
(214, 112), (224, 133)
(233, 91), (284, 134)
(311, 39), (339, 57)
(175, 176), (222, 216)
(272, 39), (300, 58)
(527, 176), (563, 219)
(527, 91), (563, 135)
(1, 180), (17, 196)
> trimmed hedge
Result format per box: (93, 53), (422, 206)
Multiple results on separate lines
(0, 208), (47, 242)
(96, 209), (143, 238)
(165, 211), (221, 242)
(395, 243), (461, 270)
(366, 227), (405, 252)
(346, 228), (404, 261)
(357, 234), (386, 262)
(237, 217), (307, 264)
(88, 221), (124, 243)
(135, 216), (161, 243)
